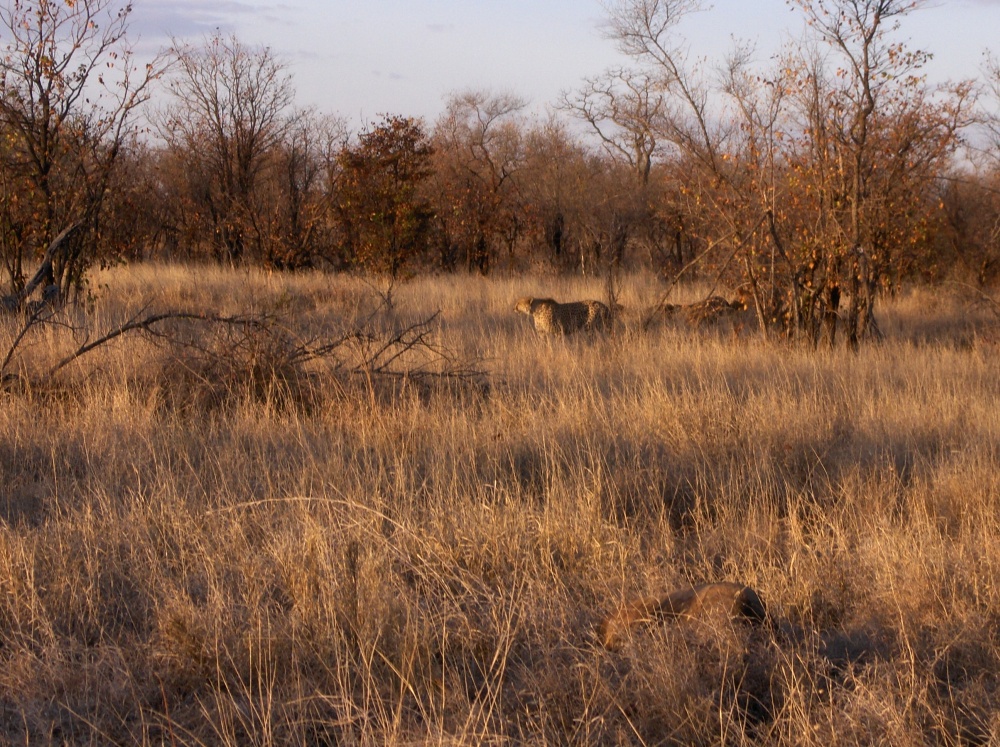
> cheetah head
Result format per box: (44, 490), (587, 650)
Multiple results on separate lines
(513, 297), (534, 315)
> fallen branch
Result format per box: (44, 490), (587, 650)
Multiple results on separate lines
(42, 309), (265, 383)
(0, 222), (82, 314)
(0, 304), (51, 381)
(4, 303), (486, 399)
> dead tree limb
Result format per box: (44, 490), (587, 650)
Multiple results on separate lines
(0, 303), (52, 380)
(0, 223), (82, 313)
(42, 310), (263, 382)
(2, 303), (484, 398)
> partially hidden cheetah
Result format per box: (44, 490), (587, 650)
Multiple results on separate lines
(598, 582), (767, 650)
(514, 297), (612, 335)
(662, 295), (746, 328)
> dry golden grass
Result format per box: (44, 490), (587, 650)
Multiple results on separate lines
(1, 264), (999, 744)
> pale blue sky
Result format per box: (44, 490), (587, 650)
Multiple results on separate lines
(129, 1), (1000, 126)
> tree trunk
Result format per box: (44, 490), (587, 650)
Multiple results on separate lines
(821, 284), (840, 348)
(0, 222), (80, 313)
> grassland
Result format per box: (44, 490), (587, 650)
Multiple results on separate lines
(1, 264), (999, 745)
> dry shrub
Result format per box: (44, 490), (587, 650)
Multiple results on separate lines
(151, 322), (317, 414)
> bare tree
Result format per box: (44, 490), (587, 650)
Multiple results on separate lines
(430, 90), (528, 272)
(159, 33), (295, 264)
(561, 67), (664, 186)
(602, 0), (722, 172)
(260, 110), (347, 270)
(983, 53), (1000, 166)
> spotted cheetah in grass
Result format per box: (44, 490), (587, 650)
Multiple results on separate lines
(598, 582), (767, 650)
(514, 297), (612, 335)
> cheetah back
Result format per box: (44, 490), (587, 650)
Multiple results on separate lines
(515, 297), (611, 335)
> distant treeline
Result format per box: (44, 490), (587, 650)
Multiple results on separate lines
(1, 0), (998, 346)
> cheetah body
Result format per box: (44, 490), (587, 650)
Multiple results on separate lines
(514, 297), (611, 335)
(662, 295), (746, 328)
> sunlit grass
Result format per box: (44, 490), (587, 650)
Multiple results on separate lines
(0, 264), (998, 744)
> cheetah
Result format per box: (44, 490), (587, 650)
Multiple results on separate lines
(514, 297), (612, 335)
(657, 295), (746, 329)
(598, 582), (767, 650)
(684, 295), (746, 327)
